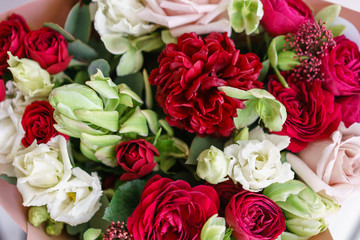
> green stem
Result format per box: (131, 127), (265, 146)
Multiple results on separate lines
(246, 35), (252, 52)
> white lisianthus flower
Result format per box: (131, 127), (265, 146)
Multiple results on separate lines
(12, 136), (72, 206)
(93, 0), (155, 37)
(47, 167), (102, 226)
(225, 127), (294, 192)
(196, 146), (229, 184)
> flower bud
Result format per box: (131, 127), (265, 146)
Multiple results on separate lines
(7, 52), (53, 97)
(200, 214), (226, 240)
(196, 146), (229, 184)
(28, 206), (49, 227)
(263, 180), (339, 238)
(83, 228), (102, 240)
(45, 220), (64, 236)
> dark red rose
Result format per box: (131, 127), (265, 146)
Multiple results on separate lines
(21, 101), (68, 147)
(337, 95), (360, 128)
(24, 27), (72, 74)
(0, 78), (5, 102)
(260, 0), (313, 36)
(208, 180), (242, 217)
(149, 32), (263, 137)
(321, 35), (360, 96)
(127, 175), (219, 240)
(0, 14), (30, 73)
(268, 74), (342, 152)
(116, 139), (158, 181)
(225, 190), (286, 240)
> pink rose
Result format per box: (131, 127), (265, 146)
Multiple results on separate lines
(337, 95), (360, 128)
(287, 122), (360, 203)
(225, 190), (285, 240)
(260, 0), (314, 36)
(137, 0), (231, 37)
(321, 35), (360, 96)
(127, 175), (219, 240)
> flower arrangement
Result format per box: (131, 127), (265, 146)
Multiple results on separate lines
(0, 0), (359, 240)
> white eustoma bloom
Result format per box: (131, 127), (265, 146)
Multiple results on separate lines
(93, 0), (155, 37)
(47, 167), (102, 226)
(12, 136), (72, 206)
(225, 127), (294, 192)
(196, 146), (229, 184)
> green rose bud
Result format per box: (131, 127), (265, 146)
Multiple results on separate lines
(264, 180), (339, 238)
(196, 146), (229, 184)
(83, 228), (102, 240)
(28, 206), (49, 227)
(7, 52), (53, 97)
(45, 220), (64, 236)
(200, 214), (226, 240)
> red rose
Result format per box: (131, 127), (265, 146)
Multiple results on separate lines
(268, 74), (342, 152)
(321, 35), (360, 96)
(0, 78), (5, 102)
(149, 32), (262, 137)
(208, 180), (242, 217)
(116, 139), (158, 181)
(260, 0), (313, 36)
(337, 95), (360, 128)
(225, 190), (285, 240)
(24, 27), (72, 74)
(21, 101), (68, 147)
(127, 175), (219, 240)
(0, 14), (30, 73)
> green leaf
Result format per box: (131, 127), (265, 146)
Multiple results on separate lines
(223, 228), (234, 240)
(278, 51), (300, 71)
(258, 59), (269, 82)
(76, 110), (119, 132)
(89, 195), (111, 232)
(268, 36), (289, 88)
(116, 48), (144, 76)
(115, 72), (144, 98)
(101, 34), (131, 55)
(134, 33), (164, 52)
(328, 24), (346, 37)
(103, 179), (146, 222)
(68, 40), (98, 61)
(88, 59), (110, 77)
(315, 4), (341, 27)
(0, 174), (17, 185)
(43, 22), (75, 42)
(159, 158), (177, 173)
(65, 2), (91, 43)
(66, 222), (89, 236)
(119, 107), (148, 136)
(161, 30), (177, 44)
(185, 136), (224, 165)
(159, 119), (174, 136)
(143, 69), (153, 109)
(74, 70), (89, 84)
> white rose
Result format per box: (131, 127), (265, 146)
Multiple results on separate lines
(225, 127), (294, 192)
(196, 146), (229, 184)
(12, 136), (72, 206)
(47, 167), (102, 226)
(93, 0), (155, 37)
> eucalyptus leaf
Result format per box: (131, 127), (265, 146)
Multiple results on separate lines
(315, 4), (341, 27)
(68, 40), (98, 61)
(65, 2), (91, 43)
(0, 174), (17, 185)
(186, 136), (224, 165)
(43, 22), (75, 42)
(103, 179), (146, 222)
(88, 59), (110, 77)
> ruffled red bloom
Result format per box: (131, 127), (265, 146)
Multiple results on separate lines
(149, 32), (262, 137)
(21, 101), (69, 147)
(0, 14), (30, 73)
(127, 175), (219, 240)
(268, 74), (341, 152)
(0, 77), (5, 102)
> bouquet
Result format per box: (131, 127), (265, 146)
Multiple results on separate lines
(0, 0), (359, 239)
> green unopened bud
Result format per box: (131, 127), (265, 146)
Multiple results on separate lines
(8, 52), (53, 97)
(83, 228), (102, 240)
(228, 0), (264, 35)
(200, 214), (226, 240)
(234, 127), (249, 142)
(264, 180), (339, 238)
(196, 146), (229, 184)
(45, 220), (64, 236)
(28, 206), (49, 227)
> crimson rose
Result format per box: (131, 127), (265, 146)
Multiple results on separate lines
(149, 32), (262, 137)
(337, 95), (360, 128)
(0, 14), (30, 73)
(321, 35), (360, 96)
(21, 101), (68, 147)
(268, 74), (341, 152)
(24, 27), (72, 74)
(116, 139), (158, 181)
(127, 175), (219, 240)
(0, 78), (5, 102)
(225, 190), (285, 240)
(260, 0), (313, 36)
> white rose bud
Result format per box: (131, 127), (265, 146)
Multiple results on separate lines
(196, 146), (229, 184)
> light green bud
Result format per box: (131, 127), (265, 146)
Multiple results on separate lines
(7, 52), (53, 97)
(196, 146), (229, 184)
(83, 228), (102, 240)
(264, 180), (339, 238)
(28, 206), (49, 227)
(45, 220), (64, 236)
(200, 214), (226, 240)
(228, 0), (264, 35)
